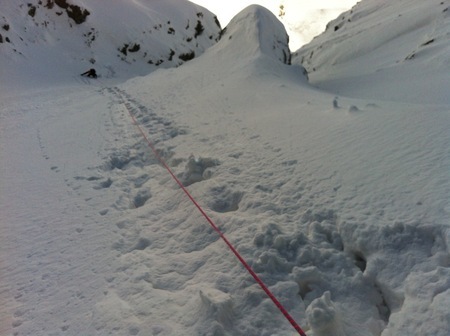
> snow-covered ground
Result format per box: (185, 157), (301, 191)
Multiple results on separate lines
(1, 0), (449, 335)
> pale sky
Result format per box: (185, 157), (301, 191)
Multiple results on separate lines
(190, 0), (359, 50)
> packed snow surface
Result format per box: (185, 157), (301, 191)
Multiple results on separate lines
(1, 0), (449, 335)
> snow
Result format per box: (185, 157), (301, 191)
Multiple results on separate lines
(1, 0), (449, 335)
(0, 0), (221, 90)
(190, 0), (360, 50)
(293, 0), (450, 104)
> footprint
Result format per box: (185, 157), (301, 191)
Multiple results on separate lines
(208, 186), (243, 213)
(93, 178), (113, 189)
(131, 189), (151, 209)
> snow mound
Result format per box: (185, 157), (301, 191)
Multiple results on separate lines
(293, 0), (450, 104)
(220, 5), (291, 64)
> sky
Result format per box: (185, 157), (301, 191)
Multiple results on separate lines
(190, 0), (359, 50)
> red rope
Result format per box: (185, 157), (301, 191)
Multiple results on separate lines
(122, 94), (307, 336)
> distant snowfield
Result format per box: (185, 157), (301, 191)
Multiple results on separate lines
(1, 1), (449, 336)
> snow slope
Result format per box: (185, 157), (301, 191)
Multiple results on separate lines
(1, 1), (450, 336)
(278, 0), (361, 50)
(293, 0), (450, 104)
(0, 0), (221, 91)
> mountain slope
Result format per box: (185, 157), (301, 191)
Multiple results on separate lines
(0, 0), (222, 90)
(292, 0), (450, 104)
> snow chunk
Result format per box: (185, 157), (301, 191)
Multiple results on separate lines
(307, 291), (345, 336)
(199, 287), (234, 327)
(180, 155), (219, 186)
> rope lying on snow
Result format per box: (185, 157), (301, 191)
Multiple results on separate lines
(120, 90), (307, 336)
